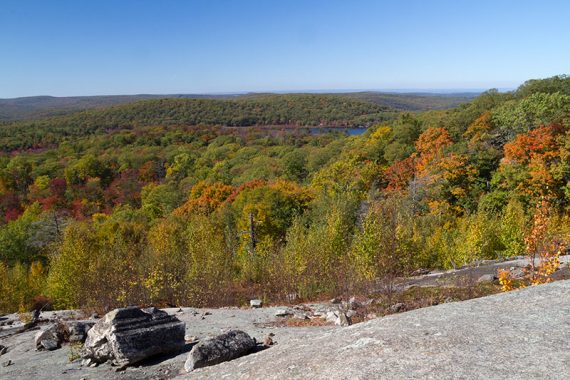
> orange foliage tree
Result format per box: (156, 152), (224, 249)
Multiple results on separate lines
(384, 127), (477, 213)
(174, 181), (235, 215)
(499, 124), (565, 200)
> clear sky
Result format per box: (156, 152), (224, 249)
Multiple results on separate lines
(1, 0), (569, 97)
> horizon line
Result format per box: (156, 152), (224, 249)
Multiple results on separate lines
(0, 87), (515, 100)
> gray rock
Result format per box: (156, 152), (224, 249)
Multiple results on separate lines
(34, 324), (62, 351)
(293, 312), (309, 320)
(337, 312), (351, 327)
(274, 309), (294, 317)
(509, 266), (526, 279)
(324, 310), (351, 326)
(184, 330), (256, 372)
(477, 274), (495, 283)
(324, 311), (339, 324)
(81, 307), (185, 367)
(191, 280), (570, 379)
(348, 297), (360, 310)
(65, 320), (96, 343)
(263, 333), (275, 347)
(389, 303), (406, 313)
(249, 299), (263, 308)
(185, 335), (198, 343)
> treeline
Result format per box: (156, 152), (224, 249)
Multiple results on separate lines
(0, 92), (472, 123)
(0, 94), (393, 152)
(1, 75), (570, 313)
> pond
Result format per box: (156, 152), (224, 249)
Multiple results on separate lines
(307, 127), (367, 136)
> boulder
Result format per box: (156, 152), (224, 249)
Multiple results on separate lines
(81, 307), (185, 367)
(65, 320), (96, 343)
(35, 324), (62, 351)
(184, 330), (256, 372)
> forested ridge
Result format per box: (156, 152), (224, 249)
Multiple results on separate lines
(1, 75), (569, 314)
(0, 92), (472, 122)
(0, 94), (394, 152)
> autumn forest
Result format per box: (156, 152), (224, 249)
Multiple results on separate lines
(1, 75), (570, 314)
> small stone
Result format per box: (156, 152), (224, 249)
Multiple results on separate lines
(348, 297), (360, 310)
(366, 313), (378, 319)
(250, 299), (263, 308)
(389, 303), (406, 313)
(346, 310), (356, 318)
(185, 335), (198, 343)
(2, 360), (12, 367)
(330, 297), (342, 304)
(509, 267), (526, 279)
(412, 268), (431, 276)
(325, 311), (339, 323)
(263, 333), (275, 346)
(275, 308), (294, 317)
(477, 274), (495, 283)
(0, 345), (7, 356)
(338, 312), (351, 327)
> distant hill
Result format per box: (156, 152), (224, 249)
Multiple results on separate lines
(0, 94), (236, 122)
(342, 91), (477, 111)
(0, 94), (394, 151)
(0, 91), (476, 122)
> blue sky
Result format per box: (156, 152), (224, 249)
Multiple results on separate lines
(1, 0), (569, 97)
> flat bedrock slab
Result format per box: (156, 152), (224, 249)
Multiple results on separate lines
(189, 281), (570, 379)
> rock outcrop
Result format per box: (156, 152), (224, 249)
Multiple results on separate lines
(189, 281), (570, 379)
(184, 330), (256, 372)
(81, 307), (185, 367)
